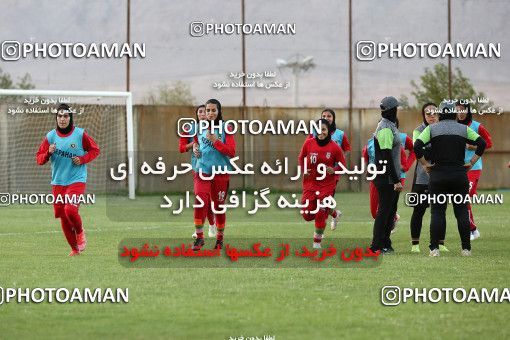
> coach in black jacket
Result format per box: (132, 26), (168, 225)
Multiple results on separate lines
(413, 100), (486, 257)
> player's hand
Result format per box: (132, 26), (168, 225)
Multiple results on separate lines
(72, 156), (81, 165)
(326, 166), (335, 175)
(48, 143), (56, 154)
(394, 182), (403, 192)
(192, 142), (201, 158)
(466, 144), (477, 151)
(206, 132), (218, 143)
(423, 162), (434, 174)
(464, 162), (473, 171)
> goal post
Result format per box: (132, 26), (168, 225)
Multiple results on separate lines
(0, 89), (136, 199)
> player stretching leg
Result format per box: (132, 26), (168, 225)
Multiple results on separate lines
(179, 104), (216, 239)
(192, 99), (236, 250)
(36, 104), (100, 256)
(299, 119), (346, 249)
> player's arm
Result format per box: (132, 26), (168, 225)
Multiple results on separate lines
(36, 137), (53, 165)
(179, 136), (193, 153)
(412, 129), (420, 144)
(414, 128), (432, 160)
(297, 140), (307, 167)
(192, 135), (201, 158)
(76, 131), (100, 165)
(332, 146), (346, 173)
(361, 145), (368, 164)
(400, 147), (408, 172)
(212, 133), (236, 158)
(377, 128), (400, 184)
(403, 135), (416, 172)
(297, 140), (310, 176)
(414, 126), (435, 173)
(413, 126), (430, 160)
(466, 125), (492, 150)
(465, 126), (486, 167)
(477, 124), (492, 149)
(341, 134), (351, 152)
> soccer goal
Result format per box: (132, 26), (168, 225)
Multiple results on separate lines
(0, 89), (136, 199)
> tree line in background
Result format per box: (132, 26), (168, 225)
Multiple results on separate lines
(400, 63), (494, 110)
(0, 68), (35, 90)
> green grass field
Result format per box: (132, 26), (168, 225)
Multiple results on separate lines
(0, 191), (509, 339)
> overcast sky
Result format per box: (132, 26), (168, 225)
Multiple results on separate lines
(1, 0), (508, 108)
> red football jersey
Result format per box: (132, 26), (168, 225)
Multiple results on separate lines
(298, 138), (345, 191)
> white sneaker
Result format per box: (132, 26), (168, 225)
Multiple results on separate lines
(461, 249), (472, 256)
(330, 210), (342, 230)
(313, 242), (321, 249)
(208, 224), (217, 238)
(429, 248), (440, 257)
(192, 232), (197, 239)
(391, 213), (400, 234)
(470, 229), (480, 241)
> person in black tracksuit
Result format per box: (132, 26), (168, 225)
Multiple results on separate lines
(413, 101), (486, 256)
(370, 96), (402, 254)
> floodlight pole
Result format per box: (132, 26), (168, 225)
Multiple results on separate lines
(126, 0), (131, 92)
(293, 69), (299, 107)
(241, 0), (247, 189)
(277, 54), (315, 108)
(448, 0), (452, 98)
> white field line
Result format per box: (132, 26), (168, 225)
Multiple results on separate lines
(0, 225), (163, 237)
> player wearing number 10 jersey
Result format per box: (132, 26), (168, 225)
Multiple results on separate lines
(298, 119), (346, 249)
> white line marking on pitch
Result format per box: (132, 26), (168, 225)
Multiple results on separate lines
(0, 226), (163, 236)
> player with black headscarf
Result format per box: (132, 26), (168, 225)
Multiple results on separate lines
(298, 118), (346, 249)
(36, 103), (100, 256)
(370, 96), (402, 254)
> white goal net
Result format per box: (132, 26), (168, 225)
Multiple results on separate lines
(0, 89), (135, 199)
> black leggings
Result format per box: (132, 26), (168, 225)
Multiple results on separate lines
(428, 169), (470, 251)
(409, 184), (430, 241)
(372, 180), (400, 250)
